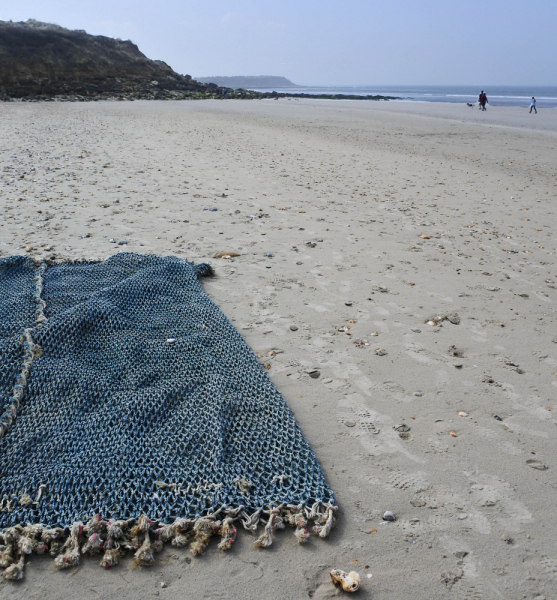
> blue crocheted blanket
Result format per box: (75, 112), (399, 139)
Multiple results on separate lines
(0, 253), (335, 577)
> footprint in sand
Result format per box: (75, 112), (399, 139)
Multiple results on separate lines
(448, 581), (489, 600)
(541, 556), (557, 579)
(386, 469), (430, 492)
(337, 393), (425, 462)
(466, 472), (532, 532)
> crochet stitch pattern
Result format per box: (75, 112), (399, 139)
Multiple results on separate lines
(0, 253), (335, 579)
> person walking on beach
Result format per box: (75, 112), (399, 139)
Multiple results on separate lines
(530, 96), (537, 114)
(479, 91), (488, 111)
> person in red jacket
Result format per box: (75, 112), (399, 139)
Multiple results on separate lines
(478, 91), (488, 111)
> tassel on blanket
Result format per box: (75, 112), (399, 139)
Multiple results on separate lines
(293, 514), (311, 544)
(134, 532), (154, 566)
(42, 527), (65, 557)
(217, 517), (237, 551)
(3, 555), (25, 581)
(169, 518), (193, 548)
(100, 520), (127, 569)
(312, 505), (336, 538)
(254, 506), (284, 549)
(100, 549), (121, 569)
(54, 522), (83, 569)
(82, 515), (105, 555)
(132, 516), (155, 567)
(284, 506), (310, 544)
(127, 515), (149, 551)
(0, 527), (20, 568)
(156, 522), (176, 543)
(190, 517), (220, 556)
(18, 524), (43, 555)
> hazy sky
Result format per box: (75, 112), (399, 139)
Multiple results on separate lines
(3, 0), (556, 85)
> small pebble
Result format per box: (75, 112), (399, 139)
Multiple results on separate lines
(160, 582), (167, 588)
(65, 246), (72, 251)
(413, 392), (423, 397)
(383, 511), (396, 522)
(289, 325), (298, 331)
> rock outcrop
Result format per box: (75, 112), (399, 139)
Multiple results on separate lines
(0, 19), (215, 100)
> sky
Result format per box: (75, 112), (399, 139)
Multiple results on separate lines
(1, 0), (556, 86)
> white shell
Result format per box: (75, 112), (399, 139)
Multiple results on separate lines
(330, 569), (361, 593)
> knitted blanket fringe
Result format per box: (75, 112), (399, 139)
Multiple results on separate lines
(0, 503), (336, 580)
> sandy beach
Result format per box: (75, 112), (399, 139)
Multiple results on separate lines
(1, 98), (556, 599)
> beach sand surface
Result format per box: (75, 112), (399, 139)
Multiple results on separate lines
(1, 99), (557, 599)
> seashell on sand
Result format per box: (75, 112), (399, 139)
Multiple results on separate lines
(330, 569), (361, 593)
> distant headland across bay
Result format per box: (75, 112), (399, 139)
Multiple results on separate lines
(194, 76), (299, 89)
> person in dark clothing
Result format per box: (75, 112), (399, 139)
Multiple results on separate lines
(478, 91), (488, 111)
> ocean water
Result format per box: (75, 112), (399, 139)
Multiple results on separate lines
(250, 85), (557, 108)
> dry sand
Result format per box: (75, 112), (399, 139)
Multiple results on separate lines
(1, 99), (556, 599)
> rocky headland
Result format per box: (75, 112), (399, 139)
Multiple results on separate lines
(0, 19), (217, 101)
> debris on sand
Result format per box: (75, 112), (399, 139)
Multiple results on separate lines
(330, 569), (361, 593)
